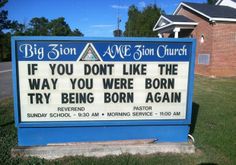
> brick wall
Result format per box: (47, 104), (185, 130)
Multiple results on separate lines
(211, 23), (236, 77)
(177, 7), (236, 77)
(177, 7), (214, 76)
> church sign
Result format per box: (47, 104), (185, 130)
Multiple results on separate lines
(12, 37), (196, 146)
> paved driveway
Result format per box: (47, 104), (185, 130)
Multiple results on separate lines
(0, 62), (12, 100)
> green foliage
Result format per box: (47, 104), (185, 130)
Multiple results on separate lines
(27, 17), (49, 35)
(10, 17), (84, 37)
(1, 76), (236, 164)
(70, 28), (84, 36)
(0, 0), (83, 61)
(0, 10), (11, 33)
(124, 4), (164, 37)
(0, 1), (12, 61)
(124, 5), (140, 37)
(48, 17), (71, 36)
(10, 21), (27, 36)
(0, 0), (8, 8)
(0, 32), (11, 61)
(0, 0), (15, 34)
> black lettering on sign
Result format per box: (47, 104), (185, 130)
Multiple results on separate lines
(132, 112), (153, 116)
(103, 78), (133, 89)
(91, 112), (99, 117)
(28, 93), (50, 104)
(27, 113), (47, 118)
(50, 113), (71, 118)
(158, 64), (178, 75)
(145, 92), (181, 103)
(173, 112), (181, 116)
(28, 78), (58, 90)
(84, 64), (114, 75)
(70, 78), (93, 89)
(61, 92), (94, 104)
(27, 64), (38, 75)
(49, 63), (73, 75)
(107, 112), (131, 117)
(123, 64), (147, 75)
(145, 78), (175, 89)
(104, 92), (134, 103)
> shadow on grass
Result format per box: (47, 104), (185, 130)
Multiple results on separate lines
(190, 102), (199, 134)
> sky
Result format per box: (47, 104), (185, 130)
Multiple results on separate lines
(2, 0), (206, 37)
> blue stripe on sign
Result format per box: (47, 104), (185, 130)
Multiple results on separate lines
(16, 41), (191, 62)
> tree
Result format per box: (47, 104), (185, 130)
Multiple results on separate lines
(48, 17), (71, 36)
(0, 0), (12, 61)
(0, 0), (84, 61)
(207, 0), (217, 5)
(27, 17), (49, 35)
(0, 10), (11, 34)
(0, 0), (12, 33)
(10, 21), (27, 36)
(70, 28), (84, 36)
(0, 0), (8, 7)
(124, 5), (141, 37)
(124, 4), (164, 37)
(140, 5), (163, 36)
(0, 0), (26, 36)
(48, 17), (83, 36)
(13, 17), (84, 36)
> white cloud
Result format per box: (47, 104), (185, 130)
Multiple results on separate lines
(90, 24), (115, 28)
(111, 5), (128, 9)
(138, 1), (146, 8)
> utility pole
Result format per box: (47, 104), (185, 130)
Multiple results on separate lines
(117, 16), (121, 31)
(113, 2), (123, 37)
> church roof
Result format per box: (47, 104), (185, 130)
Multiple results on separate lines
(163, 15), (195, 23)
(174, 2), (236, 21)
(153, 15), (197, 32)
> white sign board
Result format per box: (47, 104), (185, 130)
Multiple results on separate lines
(15, 40), (192, 122)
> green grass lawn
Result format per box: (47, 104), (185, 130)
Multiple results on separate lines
(0, 75), (235, 165)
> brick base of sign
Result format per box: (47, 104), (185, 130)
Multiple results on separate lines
(11, 141), (195, 159)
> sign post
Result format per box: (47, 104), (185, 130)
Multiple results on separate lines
(12, 37), (196, 146)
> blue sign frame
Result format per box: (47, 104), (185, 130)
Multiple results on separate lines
(12, 36), (196, 146)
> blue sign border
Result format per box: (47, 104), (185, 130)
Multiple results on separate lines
(12, 36), (196, 128)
